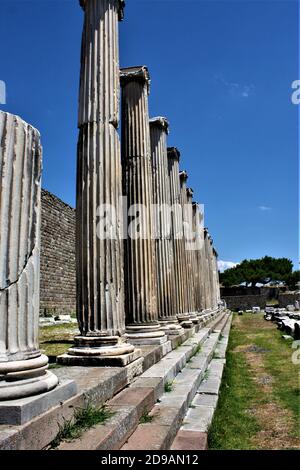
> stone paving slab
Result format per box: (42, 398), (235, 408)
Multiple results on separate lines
(193, 393), (218, 408)
(171, 430), (207, 450)
(181, 405), (214, 432)
(58, 404), (139, 450)
(122, 423), (173, 451)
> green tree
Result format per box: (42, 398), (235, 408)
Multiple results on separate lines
(284, 271), (300, 291)
(220, 256), (293, 287)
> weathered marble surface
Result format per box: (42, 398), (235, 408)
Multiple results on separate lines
(0, 111), (58, 400)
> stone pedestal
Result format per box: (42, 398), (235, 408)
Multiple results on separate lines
(120, 67), (166, 346)
(0, 112), (59, 403)
(59, 0), (141, 365)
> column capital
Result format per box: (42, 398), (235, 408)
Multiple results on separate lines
(179, 170), (188, 183)
(80, 0), (125, 21)
(186, 187), (194, 199)
(149, 116), (169, 134)
(120, 66), (150, 93)
(167, 147), (180, 161)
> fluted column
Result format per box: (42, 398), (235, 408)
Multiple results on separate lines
(120, 67), (166, 345)
(192, 203), (202, 314)
(203, 228), (212, 310)
(167, 148), (185, 317)
(59, 0), (140, 365)
(177, 171), (193, 328)
(150, 119), (182, 335)
(197, 206), (206, 312)
(208, 236), (217, 309)
(0, 111), (58, 400)
(213, 248), (221, 306)
(185, 189), (199, 324)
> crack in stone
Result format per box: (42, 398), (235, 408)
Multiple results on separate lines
(0, 246), (36, 292)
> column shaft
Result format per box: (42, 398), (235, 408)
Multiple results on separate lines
(150, 120), (182, 335)
(0, 111), (58, 400)
(121, 67), (166, 345)
(59, 0), (140, 365)
(167, 149), (185, 316)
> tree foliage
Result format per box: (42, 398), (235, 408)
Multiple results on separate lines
(219, 256), (295, 288)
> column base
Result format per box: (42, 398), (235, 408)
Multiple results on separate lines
(0, 355), (58, 401)
(159, 318), (185, 336)
(57, 336), (142, 367)
(189, 312), (201, 325)
(125, 324), (167, 346)
(0, 378), (77, 425)
(177, 314), (194, 329)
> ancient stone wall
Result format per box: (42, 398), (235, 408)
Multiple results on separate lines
(222, 292), (269, 311)
(278, 292), (300, 308)
(40, 189), (76, 316)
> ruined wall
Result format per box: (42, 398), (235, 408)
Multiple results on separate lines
(278, 292), (300, 308)
(40, 189), (76, 316)
(221, 287), (299, 311)
(222, 293), (269, 311)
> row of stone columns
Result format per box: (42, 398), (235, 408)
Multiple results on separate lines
(0, 0), (222, 407)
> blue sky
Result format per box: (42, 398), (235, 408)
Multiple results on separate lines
(0, 0), (298, 270)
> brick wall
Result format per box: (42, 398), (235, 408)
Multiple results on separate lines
(40, 189), (76, 316)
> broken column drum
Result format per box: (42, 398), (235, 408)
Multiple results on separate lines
(150, 118), (182, 334)
(61, 0), (139, 364)
(121, 66), (166, 345)
(0, 111), (58, 400)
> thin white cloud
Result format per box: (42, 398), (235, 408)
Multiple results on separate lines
(214, 75), (255, 99)
(218, 260), (238, 273)
(259, 205), (271, 211)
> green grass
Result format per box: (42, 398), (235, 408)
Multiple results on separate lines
(208, 313), (300, 449)
(208, 337), (262, 449)
(139, 410), (154, 424)
(39, 324), (79, 357)
(247, 323), (299, 437)
(50, 403), (114, 449)
(164, 381), (174, 393)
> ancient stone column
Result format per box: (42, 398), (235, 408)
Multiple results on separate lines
(213, 248), (221, 306)
(185, 188), (199, 324)
(150, 118), (182, 335)
(203, 228), (212, 310)
(120, 67), (166, 345)
(177, 171), (193, 328)
(167, 148), (185, 318)
(0, 111), (58, 400)
(197, 206), (206, 312)
(208, 236), (217, 309)
(192, 203), (202, 314)
(59, 0), (140, 366)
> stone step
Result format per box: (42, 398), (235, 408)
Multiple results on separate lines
(120, 314), (231, 451)
(0, 309), (225, 450)
(171, 313), (233, 450)
(56, 312), (228, 451)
